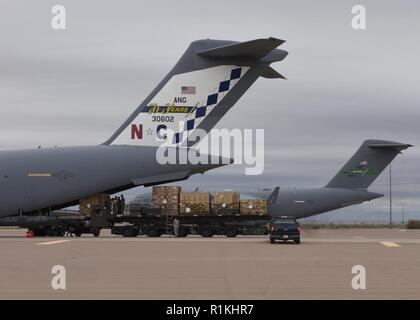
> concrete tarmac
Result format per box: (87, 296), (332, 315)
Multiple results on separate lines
(0, 228), (419, 299)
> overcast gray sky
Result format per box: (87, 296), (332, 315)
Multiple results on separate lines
(1, 0), (419, 222)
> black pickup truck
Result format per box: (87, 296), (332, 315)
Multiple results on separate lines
(269, 216), (301, 244)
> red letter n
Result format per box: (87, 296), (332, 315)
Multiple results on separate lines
(131, 124), (143, 139)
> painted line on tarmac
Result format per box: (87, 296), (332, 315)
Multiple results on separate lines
(380, 241), (401, 247)
(37, 240), (71, 245)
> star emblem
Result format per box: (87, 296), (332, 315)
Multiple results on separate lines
(146, 128), (154, 135)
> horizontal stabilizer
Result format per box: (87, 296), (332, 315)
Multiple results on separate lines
(368, 142), (413, 151)
(260, 66), (286, 79)
(197, 37), (286, 60)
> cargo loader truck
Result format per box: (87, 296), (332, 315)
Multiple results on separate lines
(0, 186), (274, 237)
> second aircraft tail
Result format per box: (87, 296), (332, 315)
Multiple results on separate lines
(325, 139), (412, 190)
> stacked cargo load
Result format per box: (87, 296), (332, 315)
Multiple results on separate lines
(240, 199), (267, 215)
(79, 193), (110, 216)
(152, 186), (181, 215)
(180, 192), (210, 215)
(213, 191), (240, 214)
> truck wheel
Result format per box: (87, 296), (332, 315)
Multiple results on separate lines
(145, 228), (162, 237)
(199, 228), (214, 238)
(33, 228), (47, 237)
(92, 229), (101, 237)
(47, 227), (64, 237)
(74, 230), (82, 237)
(177, 228), (188, 237)
(123, 228), (138, 237)
(224, 229), (238, 238)
(270, 239), (276, 244)
(294, 239), (301, 244)
(45, 228), (55, 237)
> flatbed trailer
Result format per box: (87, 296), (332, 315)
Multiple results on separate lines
(0, 207), (271, 238)
(111, 213), (271, 238)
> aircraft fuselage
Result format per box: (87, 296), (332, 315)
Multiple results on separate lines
(249, 188), (383, 219)
(0, 145), (220, 217)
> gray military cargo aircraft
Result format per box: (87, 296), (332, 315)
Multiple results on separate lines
(130, 139), (411, 219)
(249, 139), (412, 219)
(0, 37), (288, 218)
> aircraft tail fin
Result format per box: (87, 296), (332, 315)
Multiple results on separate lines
(325, 140), (412, 190)
(267, 186), (280, 205)
(104, 37), (288, 147)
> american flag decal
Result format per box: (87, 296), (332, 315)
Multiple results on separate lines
(181, 86), (196, 94)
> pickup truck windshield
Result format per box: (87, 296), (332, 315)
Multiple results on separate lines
(273, 219), (296, 225)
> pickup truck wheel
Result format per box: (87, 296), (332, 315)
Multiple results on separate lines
(270, 239), (276, 244)
(294, 239), (301, 244)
